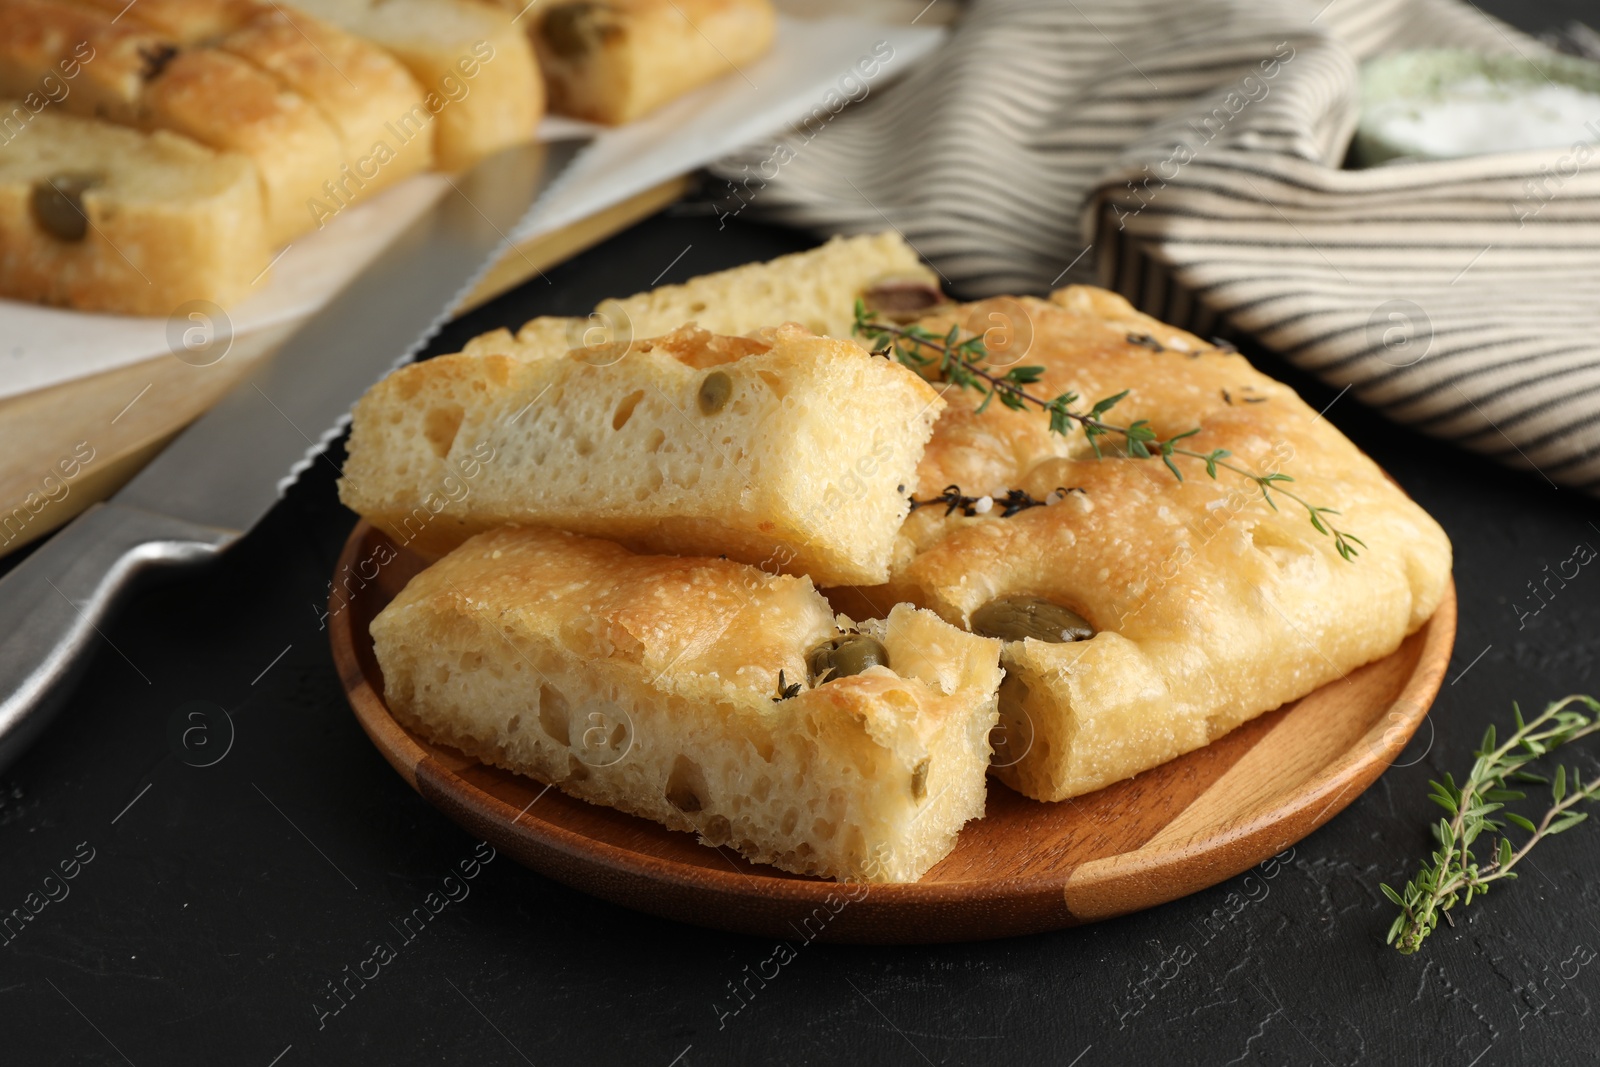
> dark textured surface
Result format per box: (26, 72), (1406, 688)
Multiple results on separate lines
(6, 12), (1600, 1066)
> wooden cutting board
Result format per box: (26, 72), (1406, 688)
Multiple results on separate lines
(330, 521), (1457, 944)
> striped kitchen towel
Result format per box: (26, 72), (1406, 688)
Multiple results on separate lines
(713, 0), (1600, 493)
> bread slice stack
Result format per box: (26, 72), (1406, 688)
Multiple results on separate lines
(348, 236), (1007, 883)
(519, 0), (775, 124)
(0, 0), (539, 313)
(372, 527), (1002, 882)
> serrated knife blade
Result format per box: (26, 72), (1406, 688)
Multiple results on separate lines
(0, 138), (584, 771)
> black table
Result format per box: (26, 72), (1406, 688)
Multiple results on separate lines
(6, 15), (1600, 1067)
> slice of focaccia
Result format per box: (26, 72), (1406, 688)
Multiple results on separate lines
(339, 323), (944, 585)
(524, 0), (774, 125)
(842, 286), (1453, 802)
(0, 0), (431, 255)
(460, 232), (946, 362)
(0, 103), (265, 313)
(289, 0), (543, 170)
(371, 526), (1003, 883)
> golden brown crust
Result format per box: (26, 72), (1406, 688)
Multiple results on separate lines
(0, 103), (266, 313)
(859, 287), (1453, 801)
(529, 0), (775, 124)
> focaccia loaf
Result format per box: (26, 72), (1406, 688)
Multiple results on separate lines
(459, 232), (945, 364)
(0, 103), (265, 313)
(842, 286), (1453, 802)
(371, 527), (1003, 883)
(0, 0), (436, 246)
(525, 0), (774, 125)
(0, 0), (436, 308)
(339, 323), (944, 585)
(289, 0), (542, 170)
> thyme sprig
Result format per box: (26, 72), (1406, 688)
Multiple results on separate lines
(853, 302), (1365, 561)
(1384, 694), (1600, 954)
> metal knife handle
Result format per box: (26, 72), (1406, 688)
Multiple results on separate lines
(0, 502), (237, 769)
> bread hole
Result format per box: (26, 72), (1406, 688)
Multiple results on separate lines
(780, 809), (800, 835)
(882, 689), (916, 712)
(812, 817), (838, 841)
(538, 684), (570, 745)
(665, 754), (708, 813)
(457, 650), (483, 672)
(752, 776), (772, 802)
(506, 714), (522, 735)
(423, 403), (465, 459)
(689, 301), (706, 313)
(575, 438), (595, 457)
(756, 370), (788, 399)
(612, 389), (646, 430)
(702, 815), (732, 844)
(566, 753), (589, 782)
(645, 428), (666, 452)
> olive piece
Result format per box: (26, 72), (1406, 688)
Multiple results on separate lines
(862, 277), (946, 322)
(30, 173), (100, 242)
(969, 596), (1094, 644)
(540, 2), (617, 59)
(696, 370), (733, 415)
(807, 634), (889, 683)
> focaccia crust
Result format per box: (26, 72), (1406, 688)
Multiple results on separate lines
(846, 286), (1453, 802)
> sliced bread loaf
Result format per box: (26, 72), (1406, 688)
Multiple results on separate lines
(338, 323), (944, 585)
(370, 526), (1003, 882)
(0, 102), (266, 313)
(287, 0), (542, 170)
(524, 0), (775, 124)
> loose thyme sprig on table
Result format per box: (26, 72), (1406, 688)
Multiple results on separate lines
(853, 302), (1366, 561)
(1384, 694), (1600, 954)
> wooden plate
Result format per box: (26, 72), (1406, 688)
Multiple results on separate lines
(331, 521), (1456, 943)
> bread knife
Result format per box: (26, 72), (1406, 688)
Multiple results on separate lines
(0, 138), (585, 772)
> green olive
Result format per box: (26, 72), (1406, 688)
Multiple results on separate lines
(696, 370), (733, 415)
(540, 3), (620, 59)
(30, 173), (100, 242)
(911, 758), (929, 801)
(862, 278), (945, 322)
(807, 634), (889, 683)
(969, 596), (1094, 644)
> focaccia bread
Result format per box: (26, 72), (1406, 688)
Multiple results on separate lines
(526, 0), (774, 124)
(289, 0), (542, 170)
(842, 286), (1453, 802)
(0, 103), (265, 313)
(339, 323), (944, 585)
(0, 0), (436, 310)
(459, 232), (945, 363)
(0, 0), (435, 247)
(371, 526), (1004, 883)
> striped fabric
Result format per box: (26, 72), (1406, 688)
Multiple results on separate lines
(712, 0), (1600, 492)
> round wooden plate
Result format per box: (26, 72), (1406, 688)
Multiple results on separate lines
(331, 521), (1456, 944)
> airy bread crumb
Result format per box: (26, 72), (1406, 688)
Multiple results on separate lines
(371, 526), (1003, 883)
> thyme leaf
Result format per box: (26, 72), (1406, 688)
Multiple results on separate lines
(1385, 694), (1600, 954)
(854, 302), (1363, 560)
